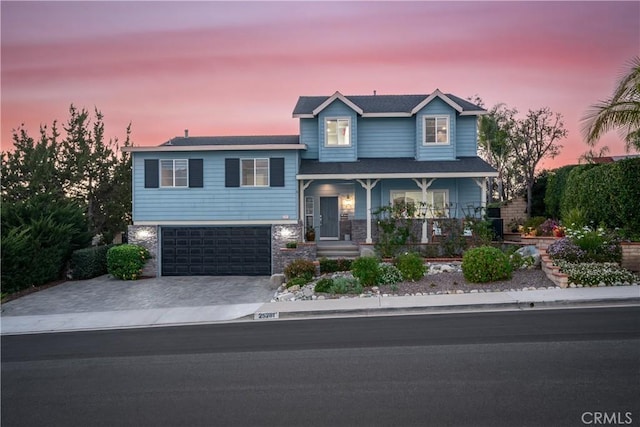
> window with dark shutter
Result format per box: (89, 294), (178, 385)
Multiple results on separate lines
(270, 157), (285, 187)
(189, 159), (203, 188)
(225, 158), (240, 187)
(144, 159), (159, 188)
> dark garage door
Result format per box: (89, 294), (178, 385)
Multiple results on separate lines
(161, 227), (271, 276)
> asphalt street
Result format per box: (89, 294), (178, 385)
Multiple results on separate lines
(2, 307), (639, 427)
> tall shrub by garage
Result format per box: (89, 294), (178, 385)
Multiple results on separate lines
(107, 244), (150, 280)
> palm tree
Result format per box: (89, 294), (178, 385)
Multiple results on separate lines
(581, 56), (640, 152)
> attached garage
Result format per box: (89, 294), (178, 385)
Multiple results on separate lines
(161, 226), (271, 276)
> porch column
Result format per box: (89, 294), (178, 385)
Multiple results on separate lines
(473, 178), (488, 212)
(412, 178), (435, 243)
(356, 179), (380, 244)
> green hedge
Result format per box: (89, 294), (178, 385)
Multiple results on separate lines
(544, 165), (577, 219)
(1, 196), (91, 294)
(70, 245), (115, 280)
(561, 158), (640, 238)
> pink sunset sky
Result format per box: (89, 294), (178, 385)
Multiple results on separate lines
(2, 1), (638, 169)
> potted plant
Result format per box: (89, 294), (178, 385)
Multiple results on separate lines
(305, 226), (316, 242)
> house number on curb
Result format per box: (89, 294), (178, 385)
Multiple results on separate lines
(254, 312), (279, 320)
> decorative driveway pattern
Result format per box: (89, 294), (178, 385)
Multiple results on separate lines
(1, 275), (275, 316)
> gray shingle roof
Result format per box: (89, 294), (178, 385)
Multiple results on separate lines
(298, 157), (497, 176)
(161, 135), (300, 146)
(292, 93), (485, 116)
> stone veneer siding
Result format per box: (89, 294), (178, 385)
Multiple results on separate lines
(127, 225), (159, 277)
(272, 223), (315, 274)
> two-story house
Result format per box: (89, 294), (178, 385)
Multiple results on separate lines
(124, 90), (498, 277)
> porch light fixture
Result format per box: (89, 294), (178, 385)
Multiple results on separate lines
(342, 194), (354, 210)
(135, 229), (151, 239)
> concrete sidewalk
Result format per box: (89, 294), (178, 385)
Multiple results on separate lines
(2, 285), (638, 335)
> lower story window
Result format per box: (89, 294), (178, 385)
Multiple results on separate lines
(241, 158), (269, 187)
(391, 190), (449, 218)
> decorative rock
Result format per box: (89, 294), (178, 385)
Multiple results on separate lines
(456, 290), (464, 294)
(317, 295), (325, 300)
(470, 289), (478, 293)
(303, 286), (314, 298)
(287, 285), (300, 292)
(278, 292), (295, 301)
(372, 286), (379, 292)
(514, 245), (541, 267)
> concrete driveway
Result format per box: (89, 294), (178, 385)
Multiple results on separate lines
(1, 275), (276, 334)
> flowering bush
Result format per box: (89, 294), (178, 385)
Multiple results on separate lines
(540, 219), (560, 236)
(565, 224), (621, 263)
(554, 261), (639, 287)
(547, 238), (587, 263)
(378, 263), (403, 285)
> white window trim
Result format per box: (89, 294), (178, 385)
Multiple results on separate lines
(423, 115), (450, 145)
(240, 158), (270, 187)
(324, 117), (352, 147)
(390, 189), (450, 218)
(160, 159), (189, 188)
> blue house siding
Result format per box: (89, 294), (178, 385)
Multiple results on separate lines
(132, 150), (299, 222)
(456, 178), (483, 217)
(318, 100), (358, 162)
(415, 98), (457, 161)
(357, 117), (415, 158)
(456, 116), (478, 157)
(299, 118), (318, 159)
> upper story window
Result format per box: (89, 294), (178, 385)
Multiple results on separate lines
(325, 118), (351, 146)
(160, 159), (188, 187)
(424, 116), (449, 145)
(241, 158), (269, 187)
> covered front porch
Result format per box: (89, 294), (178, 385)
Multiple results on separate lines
(297, 158), (498, 245)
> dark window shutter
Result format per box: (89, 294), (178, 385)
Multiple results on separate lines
(270, 158), (285, 187)
(144, 159), (159, 188)
(225, 158), (240, 187)
(189, 159), (203, 188)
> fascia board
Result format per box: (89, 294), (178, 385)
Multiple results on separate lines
(311, 91), (364, 116)
(123, 144), (307, 152)
(297, 172), (499, 180)
(411, 89), (464, 115)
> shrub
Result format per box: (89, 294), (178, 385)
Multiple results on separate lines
(462, 246), (512, 283)
(539, 219), (560, 236)
(107, 244), (150, 280)
(319, 257), (353, 274)
(437, 219), (468, 257)
(314, 277), (334, 293)
(378, 263), (403, 285)
(329, 277), (363, 294)
(284, 258), (316, 281)
(351, 256), (381, 286)
(286, 276), (310, 288)
(285, 241), (298, 249)
(70, 245), (115, 280)
(394, 252), (426, 281)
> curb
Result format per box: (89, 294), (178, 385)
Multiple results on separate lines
(248, 297), (640, 321)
